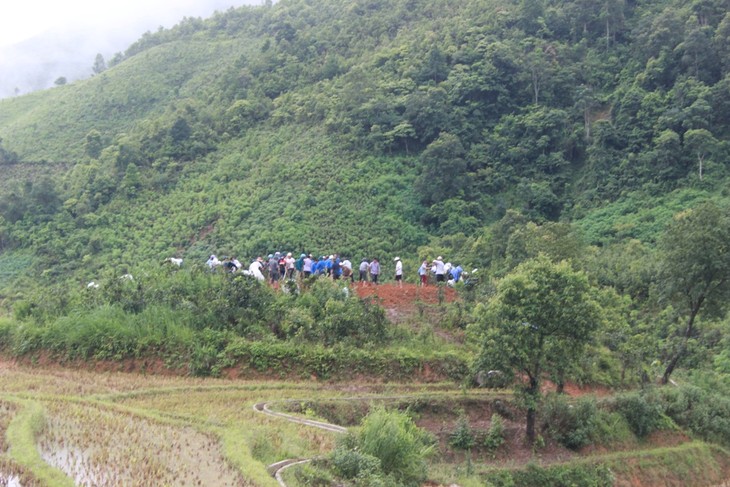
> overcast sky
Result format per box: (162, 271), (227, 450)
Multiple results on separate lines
(0, 0), (264, 48)
(0, 0), (266, 98)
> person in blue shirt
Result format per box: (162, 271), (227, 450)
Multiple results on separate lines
(323, 255), (333, 276)
(312, 256), (323, 275)
(450, 265), (463, 283)
(331, 254), (342, 280)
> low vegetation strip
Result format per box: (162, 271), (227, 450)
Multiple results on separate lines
(221, 340), (471, 382)
(603, 442), (730, 487)
(254, 402), (347, 434)
(477, 442), (730, 487)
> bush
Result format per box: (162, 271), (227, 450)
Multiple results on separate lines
(542, 395), (599, 450)
(332, 444), (382, 480)
(484, 413), (505, 451)
(293, 461), (335, 487)
(282, 279), (389, 346)
(484, 463), (614, 486)
(449, 415), (476, 450)
(348, 407), (435, 487)
(612, 391), (664, 438)
(657, 386), (730, 446)
(0, 318), (15, 349)
(592, 411), (633, 446)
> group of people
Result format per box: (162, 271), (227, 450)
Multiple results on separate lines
(418, 257), (465, 287)
(204, 253), (468, 288)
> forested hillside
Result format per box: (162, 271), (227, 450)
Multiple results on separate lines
(1, 3), (730, 484)
(0, 0), (729, 381)
(1, 0), (729, 279)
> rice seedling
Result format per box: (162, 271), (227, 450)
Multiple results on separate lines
(37, 400), (248, 486)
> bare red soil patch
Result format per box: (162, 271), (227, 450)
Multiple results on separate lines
(354, 282), (458, 307)
(354, 282), (459, 323)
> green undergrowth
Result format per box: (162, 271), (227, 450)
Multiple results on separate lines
(280, 394), (514, 429)
(0, 271), (471, 381)
(473, 441), (730, 487)
(481, 462), (615, 487)
(0, 318), (470, 381)
(0, 251), (34, 295)
(604, 442), (730, 487)
(574, 187), (730, 245)
(218, 339), (470, 381)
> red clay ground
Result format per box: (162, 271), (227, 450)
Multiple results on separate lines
(354, 282), (460, 323)
(354, 282), (459, 307)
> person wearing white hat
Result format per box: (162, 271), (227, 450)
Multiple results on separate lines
(432, 256), (446, 283)
(394, 257), (403, 287)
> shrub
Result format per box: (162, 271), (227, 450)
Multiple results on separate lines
(657, 385), (730, 446)
(542, 394), (599, 450)
(282, 280), (389, 346)
(332, 444), (382, 480)
(353, 407), (435, 486)
(0, 318), (15, 349)
(483, 463), (614, 486)
(484, 413), (505, 452)
(449, 415), (476, 450)
(612, 391), (664, 438)
(592, 411), (633, 446)
(293, 461), (334, 487)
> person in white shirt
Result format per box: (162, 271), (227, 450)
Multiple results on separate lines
(432, 256), (446, 283)
(302, 254), (313, 278)
(248, 257), (265, 281)
(394, 257), (403, 287)
(359, 259), (369, 286)
(206, 254), (221, 269)
(285, 252), (296, 279)
(342, 258), (353, 282)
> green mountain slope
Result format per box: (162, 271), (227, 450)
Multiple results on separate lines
(0, 0), (729, 290)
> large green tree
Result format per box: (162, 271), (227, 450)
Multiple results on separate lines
(475, 256), (602, 442)
(658, 201), (730, 384)
(414, 132), (468, 207)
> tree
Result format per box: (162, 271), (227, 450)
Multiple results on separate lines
(504, 221), (585, 271)
(683, 128), (717, 180)
(84, 130), (104, 159)
(522, 40), (551, 105)
(120, 163), (142, 197)
(54, 77), (67, 86)
(414, 132), (468, 206)
(658, 202), (730, 384)
(476, 256), (602, 442)
(92, 53), (107, 74)
(652, 129), (683, 181)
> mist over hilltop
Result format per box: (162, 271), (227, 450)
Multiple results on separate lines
(0, 0), (263, 99)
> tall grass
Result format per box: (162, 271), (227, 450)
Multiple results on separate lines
(10, 304), (195, 360)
